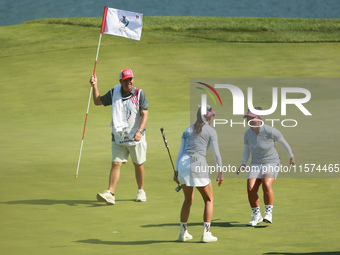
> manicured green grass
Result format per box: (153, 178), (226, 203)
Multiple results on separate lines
(0, 17), (339, 255)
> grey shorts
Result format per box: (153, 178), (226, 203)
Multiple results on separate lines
(247, 163), (280, 179)
(112, 135), (147, 165)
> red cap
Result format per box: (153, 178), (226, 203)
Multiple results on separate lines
(243, 109), (262, 119)
(119, 69), (134, 80)
(205, 108), (216, 117)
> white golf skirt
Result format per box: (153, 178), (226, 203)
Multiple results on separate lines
(177, 154), (211, 187)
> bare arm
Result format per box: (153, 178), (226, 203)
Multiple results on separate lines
(90, 75), (103, 105)
(133, 110), (148, 141)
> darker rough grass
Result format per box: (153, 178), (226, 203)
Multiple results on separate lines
(24, 16), (340, 42)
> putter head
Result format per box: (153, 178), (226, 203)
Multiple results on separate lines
(236, 166), (244, 175)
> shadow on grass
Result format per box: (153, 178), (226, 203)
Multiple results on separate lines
(75, 239), (179, 245)
(1, 199), (135, 207)
(142, 220), (268, 229)
(264, 252), (340, 255)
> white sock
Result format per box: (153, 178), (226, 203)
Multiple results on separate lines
(180, 222), (187, 232)
(265, 205), (274, 214)
(203, 222), (211, 233)
(252, 207), (261, 215)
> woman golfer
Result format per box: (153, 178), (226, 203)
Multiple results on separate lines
(174, 105), (223, 242)
(240, 108), (295, 226)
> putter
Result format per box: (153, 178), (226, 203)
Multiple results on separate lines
(160, 128), (182, 192)
(236, 165), (244, 175)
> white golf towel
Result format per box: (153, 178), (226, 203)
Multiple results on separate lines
(111, 85), (128, 134)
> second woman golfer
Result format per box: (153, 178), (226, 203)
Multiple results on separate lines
(174, 106), (223, 243)
(240, 108), (295, 226)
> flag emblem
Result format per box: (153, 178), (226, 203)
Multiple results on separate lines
(119, 15), (129, 30)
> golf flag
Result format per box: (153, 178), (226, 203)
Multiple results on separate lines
(101, 6), (143, 41)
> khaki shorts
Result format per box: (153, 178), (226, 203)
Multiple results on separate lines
(112, 134), (147, 165)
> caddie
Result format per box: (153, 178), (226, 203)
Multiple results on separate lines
(90, 69), (148, 205)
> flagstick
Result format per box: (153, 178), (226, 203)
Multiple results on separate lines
(75, 86), (93, 179)
(75, 33), (103, 179)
